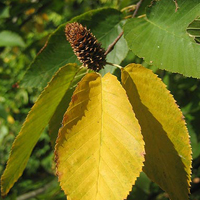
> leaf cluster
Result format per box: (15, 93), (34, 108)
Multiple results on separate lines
(1, 0), (200, 200)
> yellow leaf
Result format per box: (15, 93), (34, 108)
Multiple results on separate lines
(49, 67), (87, 147)
(121, 64), (192, 200)
(7, 115), (15, 124)
(1, 64), (79, 197)
(55, 72), (145, 200)
(25, 8), (35, 16)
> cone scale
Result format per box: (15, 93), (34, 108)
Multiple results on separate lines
(65, 22), (106, 72)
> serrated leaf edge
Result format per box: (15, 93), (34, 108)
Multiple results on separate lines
(1, 63), (80, 197)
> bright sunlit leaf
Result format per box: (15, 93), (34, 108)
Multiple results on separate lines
(1, 64), (79, 197)
(49, 67), (87, 147)
(121, 64), (192, 200)
(55, 72), (145, 200)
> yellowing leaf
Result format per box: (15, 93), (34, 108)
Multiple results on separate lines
(55, 73), (145, 200)
(121, 64), (192, 200)
(7, 115), (15, 124)
(49, 68), (87, 147)
(1, 64), (79, 197)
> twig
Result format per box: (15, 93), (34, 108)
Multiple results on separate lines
(173, 0), (179, 12)
(104, 31), (124, 56)
(16, 181), (53, 200)
(19, 1), (52, 28)
(104, 0), (143, 56)
(132, 0), (143, 18)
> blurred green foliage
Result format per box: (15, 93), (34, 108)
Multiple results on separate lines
(0, 0), (200, 199)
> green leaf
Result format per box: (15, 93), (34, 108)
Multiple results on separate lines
(0, 5), (10, 19)
(99, 20), (129, 75)
(0, 64), (79, 197)
(0, 31), (25, 47)
(55, 73), (144, 200)
(187, 16), (200, 43)
(136, 0), (153, 16)
(135, 172), (150, 194)
(21, 8), (128, 88)
(123, 0), (200, 78)
(121, 64), (192, 200)
(0, 104), (8, 121)
(187, 121), (200, 159)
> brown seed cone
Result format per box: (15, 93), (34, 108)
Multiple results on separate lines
(65, 22), (106, 72)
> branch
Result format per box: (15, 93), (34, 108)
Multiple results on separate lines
(16, 181), (53, 200)
(104, 0), (143, 56)
(132, 0), (143, 17)
(19, 1), (52, 28)
(104, 31), (124, 56)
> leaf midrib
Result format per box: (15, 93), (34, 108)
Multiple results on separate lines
(143, 2), (200, 46)
(96, 76), (103, 199)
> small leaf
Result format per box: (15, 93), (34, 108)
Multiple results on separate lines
(55, 73), (144, 200)
(1, 64), (79, 197)
(123, 0), (200, 78)
(121, 64), (192, 200)
(0, 31), (25, 47)
(22, 8), (128, 88)
(0, 5), (10, 19)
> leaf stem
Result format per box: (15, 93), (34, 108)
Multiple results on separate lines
(106, 62), (122, 69)
(17, 180), (54, 200)
(104, 0), (143, 56)
(121, 5), (136, 13)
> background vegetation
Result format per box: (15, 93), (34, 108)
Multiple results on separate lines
(0, 0), (199, 199)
